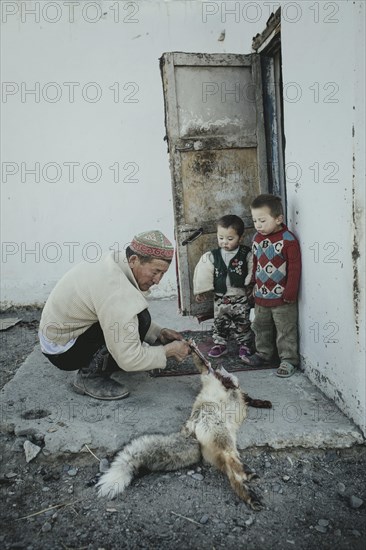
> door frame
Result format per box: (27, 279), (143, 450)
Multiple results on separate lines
(253, 8), (286, 209)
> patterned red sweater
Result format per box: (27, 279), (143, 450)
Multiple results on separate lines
(251, 225), (301, 307)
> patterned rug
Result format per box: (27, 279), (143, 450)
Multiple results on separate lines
(149, 330), (278, 378)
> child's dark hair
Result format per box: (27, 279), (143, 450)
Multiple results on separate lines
(217, 215), (245, 237)
(251, 194), (283, 218)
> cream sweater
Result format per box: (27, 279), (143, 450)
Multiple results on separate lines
(39, 251), (167, 372)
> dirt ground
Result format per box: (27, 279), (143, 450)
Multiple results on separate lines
(0, 308), (365, 550)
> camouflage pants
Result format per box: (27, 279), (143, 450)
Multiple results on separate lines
(213, 295), (253, 346)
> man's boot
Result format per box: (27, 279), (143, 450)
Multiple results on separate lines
(72, 346), (129, 400)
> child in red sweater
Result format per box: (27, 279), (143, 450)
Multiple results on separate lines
(241, 194), (301, 377)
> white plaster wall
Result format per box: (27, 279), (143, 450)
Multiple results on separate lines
(1, 0), (274, 304)
(281, 1), (365, 433)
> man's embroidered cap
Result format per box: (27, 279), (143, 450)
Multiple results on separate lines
(130, 230), (174, 260)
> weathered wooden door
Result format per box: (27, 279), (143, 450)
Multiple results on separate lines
(160, 52), (268, 318)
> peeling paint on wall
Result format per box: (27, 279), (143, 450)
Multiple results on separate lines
(351, 123), (362, 339)
(300, 355), (364, 435)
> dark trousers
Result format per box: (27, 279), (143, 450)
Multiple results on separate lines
(43, 309), (151, 372)
(252, 303), (299, 365)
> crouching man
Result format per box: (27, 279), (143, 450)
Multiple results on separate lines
(39, 230), (191, 400)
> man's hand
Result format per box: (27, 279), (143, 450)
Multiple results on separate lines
(164, 340), (191, 362)
(159, 328), (184, 344)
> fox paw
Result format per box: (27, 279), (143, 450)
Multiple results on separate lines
(246, 471), (260, 482)
(250, 498), (263, 511)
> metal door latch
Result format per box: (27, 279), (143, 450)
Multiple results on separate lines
(175, 143), (193, 152)
(181, 228), (203, 246)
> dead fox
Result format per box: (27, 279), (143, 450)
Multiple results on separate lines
(97, 346), (271, 510)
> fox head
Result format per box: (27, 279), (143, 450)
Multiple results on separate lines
(189, 340), (240, 390)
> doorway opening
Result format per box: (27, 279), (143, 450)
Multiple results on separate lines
(253, 8), (286, 206)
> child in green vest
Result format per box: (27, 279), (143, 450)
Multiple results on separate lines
(193, 215), (254, 358)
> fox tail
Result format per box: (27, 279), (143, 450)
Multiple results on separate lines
(97, 432), (201, 499)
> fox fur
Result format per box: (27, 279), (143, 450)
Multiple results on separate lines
(97, 353), (268, 510)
